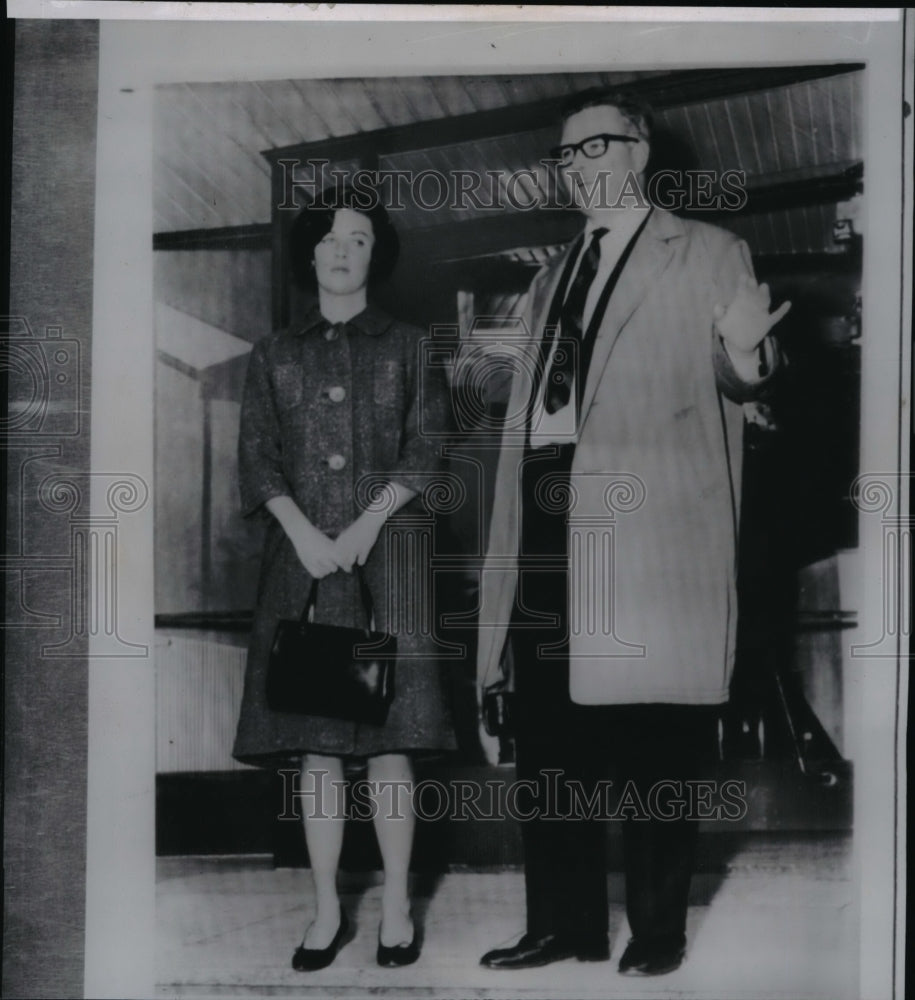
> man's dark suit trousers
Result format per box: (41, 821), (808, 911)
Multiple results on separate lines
(511, 441), (719, 946)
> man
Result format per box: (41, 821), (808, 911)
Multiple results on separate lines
(477, 89), (789, 976)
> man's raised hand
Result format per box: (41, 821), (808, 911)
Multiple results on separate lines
(713, 273), (791, 355)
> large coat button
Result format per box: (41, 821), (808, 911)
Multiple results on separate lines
(327, 453), (346, 471)
(327, 386), (346, 402)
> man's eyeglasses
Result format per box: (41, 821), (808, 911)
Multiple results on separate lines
(549, 133), (640, 166)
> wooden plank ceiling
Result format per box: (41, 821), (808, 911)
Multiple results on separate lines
(154, 67), (863, 261)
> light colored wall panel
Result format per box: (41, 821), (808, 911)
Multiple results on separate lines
(155, 634), (251, 773)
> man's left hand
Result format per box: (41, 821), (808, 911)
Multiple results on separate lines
(713, 273), (791, 354)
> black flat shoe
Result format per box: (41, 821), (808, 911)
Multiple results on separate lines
(377, 919), (420, 967)
(617, 935), (686, 976)
(481, 932), (609, 969)
(292, 906), (350, 972)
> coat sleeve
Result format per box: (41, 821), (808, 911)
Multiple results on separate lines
(710, 236), (784, 403)
(382, 328), (452, 499)
(237, 339), (293, 520)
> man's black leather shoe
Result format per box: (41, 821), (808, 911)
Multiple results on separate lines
(617, 935), (685, 976)
(481, 932), (609, 969)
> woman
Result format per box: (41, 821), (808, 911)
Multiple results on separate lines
(232, 186), (455, 971)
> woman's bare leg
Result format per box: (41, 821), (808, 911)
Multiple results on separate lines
(366, 753), (415, 946)
(300, 754), (346, 947)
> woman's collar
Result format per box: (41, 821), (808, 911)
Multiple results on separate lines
(296, 301), (394, 337)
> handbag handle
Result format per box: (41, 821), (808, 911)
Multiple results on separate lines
(300, 565), (377, 634)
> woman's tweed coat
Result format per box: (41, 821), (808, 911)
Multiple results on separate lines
(232, 303), (456, 766)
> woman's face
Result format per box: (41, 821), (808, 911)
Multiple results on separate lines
(312, 208), (375, 297)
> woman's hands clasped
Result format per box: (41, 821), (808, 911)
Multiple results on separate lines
(285, 511), (385, 578)
(334, 510), (385, 572)
(267, 495), (389, 579)
(288, 520), (345, 579)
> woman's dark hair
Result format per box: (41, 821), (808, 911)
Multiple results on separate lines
(288, 182), (400, 290)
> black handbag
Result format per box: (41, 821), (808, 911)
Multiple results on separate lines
(266, 566), (397, 726)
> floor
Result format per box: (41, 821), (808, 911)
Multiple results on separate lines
(157, 833), (857, 999)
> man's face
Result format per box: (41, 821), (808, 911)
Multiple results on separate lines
(558, 104), (650, 216)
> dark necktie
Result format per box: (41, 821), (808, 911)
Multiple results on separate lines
(544, 227), (608, 414)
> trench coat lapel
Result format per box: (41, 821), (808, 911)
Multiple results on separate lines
(578, 209), (686, 429)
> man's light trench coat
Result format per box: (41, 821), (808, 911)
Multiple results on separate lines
(477, 207), (777, 706)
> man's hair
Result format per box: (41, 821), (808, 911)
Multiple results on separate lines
(560, 87), (654, 142)
(287, 183), (400, 291)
